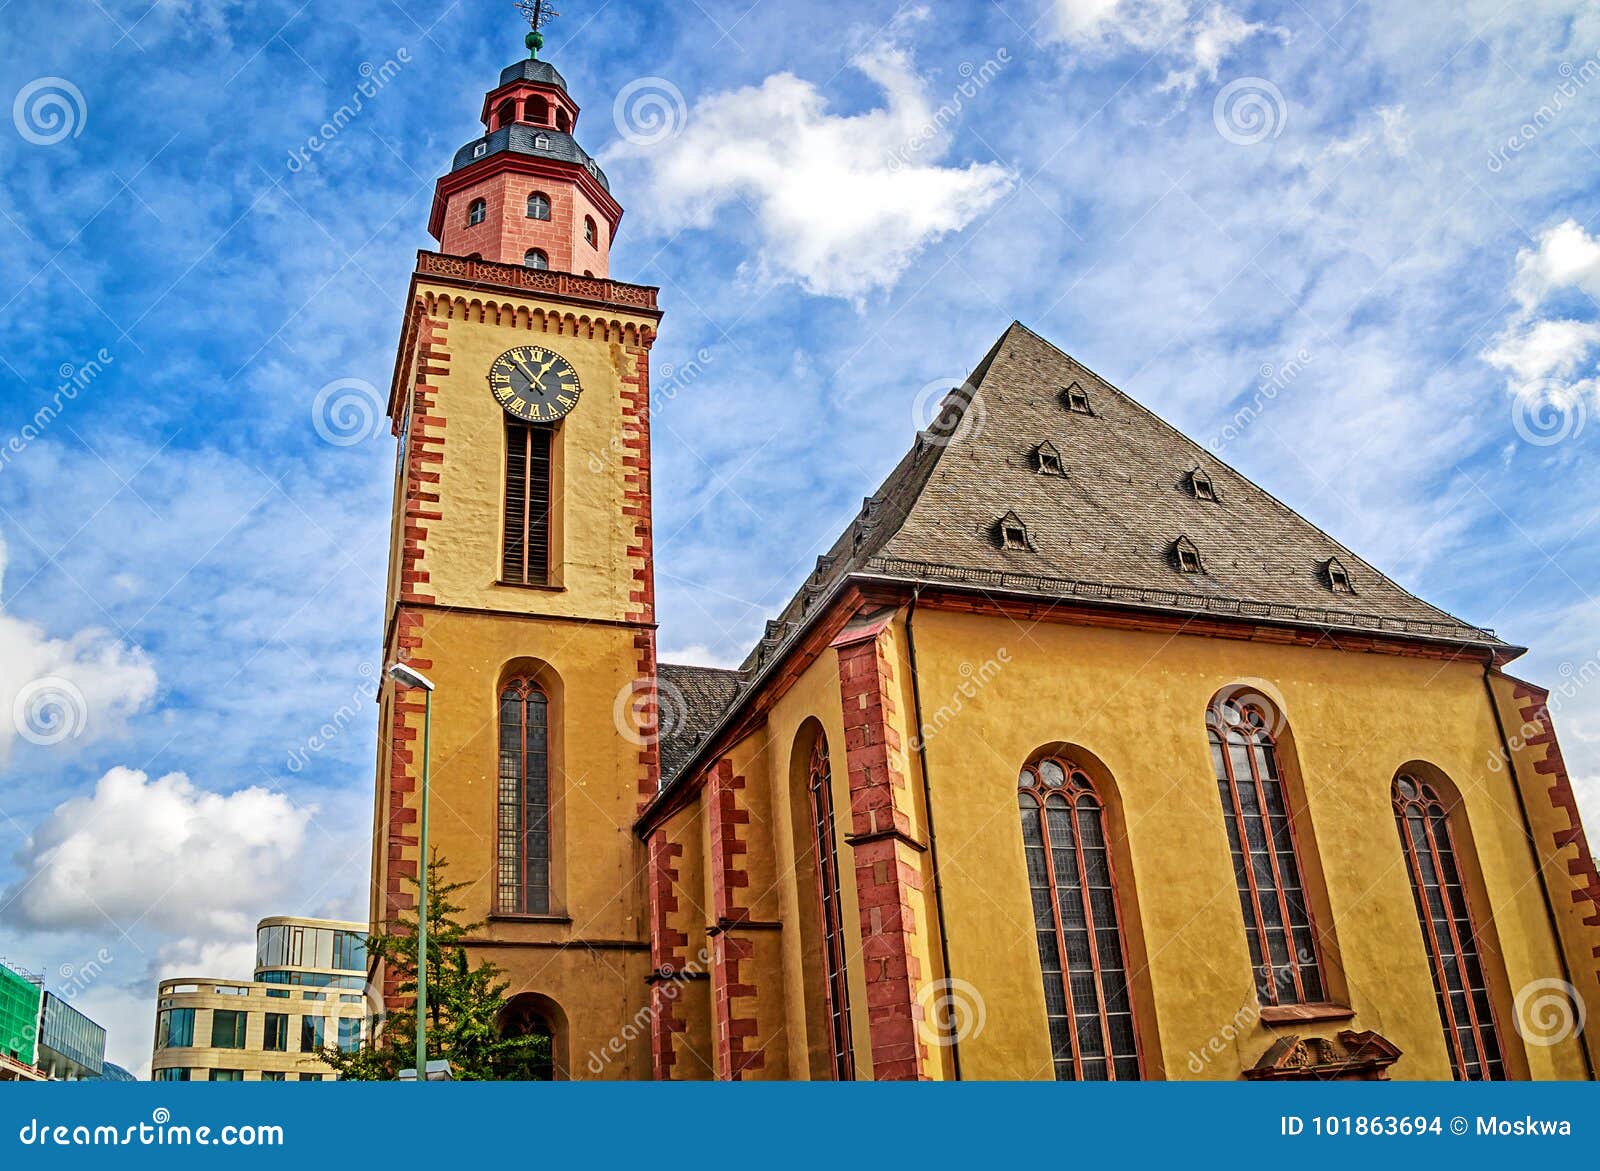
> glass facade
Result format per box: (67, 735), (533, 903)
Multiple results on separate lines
(209, 1069), (243, 1081)
(256, 970), (366, 990)
(210, 1009), (247, 1050)
(300, 1015), (325, 1053)
(263, 1013), (289, 1052)
(337, 1017), (361, 1053)
(155, 1008), (195, 1050)
(153, 1067), (190, 1082)
(0, 963), (42, 1068)
(255, 924), (366, 976)
(39, 993), (105, 1077)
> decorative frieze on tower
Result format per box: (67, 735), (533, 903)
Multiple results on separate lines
(369, 17), (662, 1078)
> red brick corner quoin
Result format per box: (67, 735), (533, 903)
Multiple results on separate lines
(832, 620), (929, 1081)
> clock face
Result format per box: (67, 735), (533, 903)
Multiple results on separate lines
(487, 344), (582, 423)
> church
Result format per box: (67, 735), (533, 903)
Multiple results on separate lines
(366, 39), (1600, 1081)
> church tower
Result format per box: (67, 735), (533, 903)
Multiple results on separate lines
(369, 23), (661, 1079)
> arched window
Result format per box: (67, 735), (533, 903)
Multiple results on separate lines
(1208, 702), (1324, 1005)
(555, 108), (571, 133)
(1018, 757), (1140, 1080)
(467, 199), (486, 226)
(584, 215), (598, 247)
(1393, 774), (1505, 1080)
(524, 248), (549, 270)
(527, 192), (551, 221)
(807, 735), (854, 1080)
(526, 95), (548, 124)
(495, 98), (516, 128)
(498, 678), (550, 915)
(500, 997), (558, 1080)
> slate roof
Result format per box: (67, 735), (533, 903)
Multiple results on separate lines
(657, 662), (743, 781)
(450, 124), (611, 191)
(654, 321), (1508, 788)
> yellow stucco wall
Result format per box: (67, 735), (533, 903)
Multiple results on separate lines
(907, 608), (1591, 1080)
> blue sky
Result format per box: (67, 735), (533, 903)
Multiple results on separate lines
(1, 0), (1598, 1074)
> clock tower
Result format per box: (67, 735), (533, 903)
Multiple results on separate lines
(369, 37), (662, 1079)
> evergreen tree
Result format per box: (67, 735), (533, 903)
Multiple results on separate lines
(324, 852), (551, 1081)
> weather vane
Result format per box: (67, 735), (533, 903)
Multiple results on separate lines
(514, 0), (560, 59)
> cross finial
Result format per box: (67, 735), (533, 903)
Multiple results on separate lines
(514, 0), (560, 58)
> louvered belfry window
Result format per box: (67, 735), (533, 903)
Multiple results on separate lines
(1393, 775), (1505, 1080)
(807, 735), (855, 1080)
(498, 678), (550, 915)
(1018, 758), (1141, 1080)
(1208, 704), (1325, 1006)
(503, 422), (552, 585)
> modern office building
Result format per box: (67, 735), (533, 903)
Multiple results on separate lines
(0, 960), (43, 1080)
(150, 916), (369, 1082)
(36, 991), (106, 1079)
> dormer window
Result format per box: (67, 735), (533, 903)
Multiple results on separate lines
(1062, 383), (1093, 415)
(527, 192), (551, 220)
(1324, 557), (1355, 594)
(1189, 467), (1218, 501)
(472, 141), (488, 159)
(534, 133), (551, 150)
(524, 249), (549, 270)
(1173, 536), (1203, 574)
(1033, 441), (1065, 476)
(467, 199), (486, 226)
(996, 511), (1031, 551)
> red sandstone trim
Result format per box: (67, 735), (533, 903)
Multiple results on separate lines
(705, 760), (763, 1079)
(647, 833), (690, 1080)
(834, 634), (928, 1081)
(380, 313), (449, 1013)
(1511, 682), (1600, 976)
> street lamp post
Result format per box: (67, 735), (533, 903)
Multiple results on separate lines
(387, 662), (436, 1083)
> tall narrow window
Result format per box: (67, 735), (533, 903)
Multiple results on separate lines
(584, 215), (598, 247)
(1018, 758), (1140, 1080)
(467, 198), (486, 226)
(1393, 775), (1505, 1080)
(502, 422), (552, 585)
(1208, 703), (1325, 1006)
(807, 735), (854, 1080)
(499, 679), (551, 915)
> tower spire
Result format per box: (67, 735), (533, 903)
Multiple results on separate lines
(515, 0), (560, 58)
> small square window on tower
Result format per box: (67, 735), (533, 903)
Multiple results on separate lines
(1173, 536), (1204, 574)
(996, 510), (1032, 551)
(1189, 467), (1218, 502)
(1061, 382), (1093, 415)
(1324, 557), (1356, 594)
(1033, 440), (1065, 476)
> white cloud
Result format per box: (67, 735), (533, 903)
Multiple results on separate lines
(1485, 220), (1600, 401)
(606, 38), (1014, 302)
(0, 534), (158, 762)
(1512, 218), (1600, 310)
(4, 767), (315, 934)
(1046, 0), (1285, 97)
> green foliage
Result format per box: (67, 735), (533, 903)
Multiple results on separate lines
(323, 852), (551, 1081)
